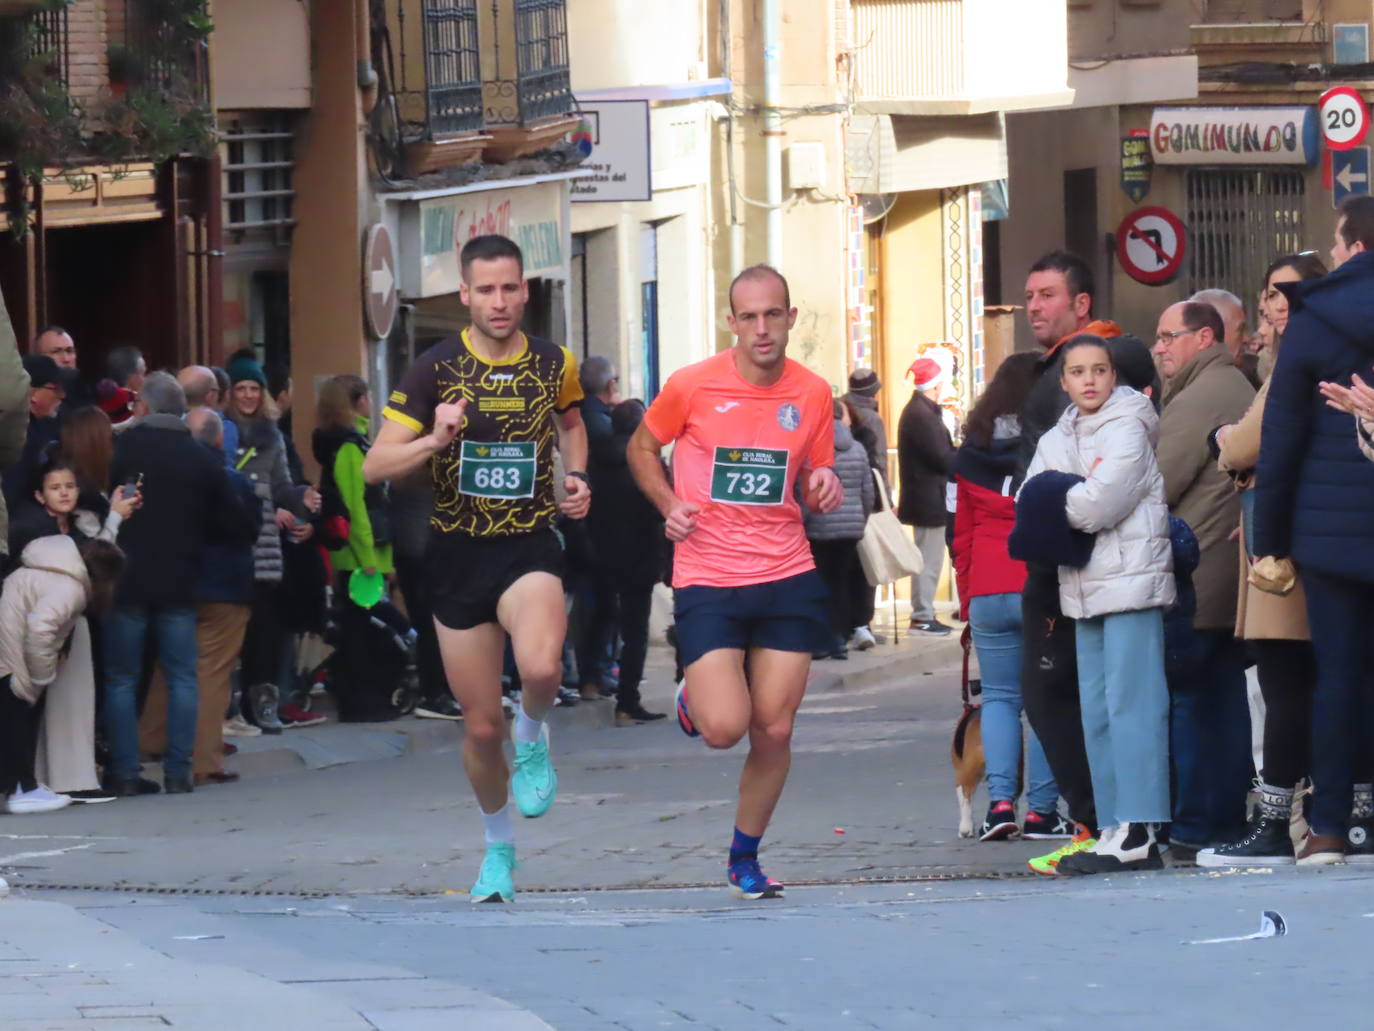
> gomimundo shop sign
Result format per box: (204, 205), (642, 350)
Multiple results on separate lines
(1150, 107), (1318, 166)
(398, 179), (566, 298)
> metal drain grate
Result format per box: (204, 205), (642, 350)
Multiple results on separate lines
(13, 868), (1044, 900)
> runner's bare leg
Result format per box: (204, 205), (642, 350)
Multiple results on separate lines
(497, 571), (566, 721)
(682, 648), (751, 748)
(735, 648), (810, 837)
(435, 620), (508, 813)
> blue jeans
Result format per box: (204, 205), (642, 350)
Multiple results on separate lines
(104, 605), (199, 781)
(1168, 628), (1253, 846)
(1075, 608), (1171, 827)
(969, 593), (1057, 812)
(1303, 571), (1374, 837)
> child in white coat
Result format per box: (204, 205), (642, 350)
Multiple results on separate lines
(1023, 335), (1175, 873)
(0, 535), (124, 814)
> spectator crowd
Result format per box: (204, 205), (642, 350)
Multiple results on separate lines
(3, 197), (1374, 882)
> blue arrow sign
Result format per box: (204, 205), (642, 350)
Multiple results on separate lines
(1334, 146), (1371, 207)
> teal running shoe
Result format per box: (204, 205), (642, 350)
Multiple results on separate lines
(511, 722), (557, 818)
(470, 843), (516, 903)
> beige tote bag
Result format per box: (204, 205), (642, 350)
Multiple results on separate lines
(858, 468), (924, 587)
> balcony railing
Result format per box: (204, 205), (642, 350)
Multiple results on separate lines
(121, 0), (210, 103)
(850, 0), (1073, 115)
(513, 0), (571, 124)
(421, 0), (483, 136)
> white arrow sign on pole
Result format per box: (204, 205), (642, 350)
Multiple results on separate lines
(371, 257), (394, 301)
(1336, 164), (1368, 191)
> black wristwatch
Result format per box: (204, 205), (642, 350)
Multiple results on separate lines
(567, 470), (590, 484)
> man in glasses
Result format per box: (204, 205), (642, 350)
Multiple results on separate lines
(1152, 300), (1256, 857)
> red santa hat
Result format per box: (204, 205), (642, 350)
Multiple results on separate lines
(907, 357), (945, 391)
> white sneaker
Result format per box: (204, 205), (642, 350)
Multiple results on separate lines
(850, 626), (876, 651)
(223, 716), (263, 738)
(7, 785), (73, 814)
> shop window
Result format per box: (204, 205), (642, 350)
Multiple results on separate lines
(1186, 168), (1305, 316)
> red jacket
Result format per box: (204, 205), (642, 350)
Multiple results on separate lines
(951, 435), (1027, 621)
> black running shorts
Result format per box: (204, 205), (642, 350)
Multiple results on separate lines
(426, 529), (565, 631)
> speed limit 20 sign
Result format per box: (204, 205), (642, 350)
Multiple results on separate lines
(1319, 86), (1370, 151)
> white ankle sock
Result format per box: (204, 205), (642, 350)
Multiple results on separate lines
(513, 705), (543, 744)
(483, 804), (515, 845)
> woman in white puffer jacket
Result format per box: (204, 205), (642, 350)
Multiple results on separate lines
(1022, 335), (1174, 876)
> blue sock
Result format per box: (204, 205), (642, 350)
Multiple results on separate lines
(729, 827), (762, 866)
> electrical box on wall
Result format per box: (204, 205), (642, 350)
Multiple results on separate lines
(786, 142), (827, 191)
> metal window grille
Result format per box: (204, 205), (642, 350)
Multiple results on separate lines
(123, 0), (208, 99)
(514, 0), (571, 124)
(1186, 168), (1306, 321)
(222, 115), (296, 242)
(0, 7), (69, 87)
(422, 0), (482, 136)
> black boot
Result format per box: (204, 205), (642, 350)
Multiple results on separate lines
(104, 776), (161, 798)
(615, 703), (667, 726)
(1197, 815), (1295, 867)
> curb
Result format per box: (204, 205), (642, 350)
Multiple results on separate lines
(225, 634), (965, 781)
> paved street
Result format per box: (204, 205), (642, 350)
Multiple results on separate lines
(1, 629), (1370, 1028)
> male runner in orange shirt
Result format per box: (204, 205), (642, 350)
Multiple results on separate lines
(627, 265), (843, 898)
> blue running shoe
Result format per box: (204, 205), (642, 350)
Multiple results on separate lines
(728, 857), (784, 900)
(510, 722), (557, 818)
(675, 681), (700, 738)
(470, 843), (516, 903)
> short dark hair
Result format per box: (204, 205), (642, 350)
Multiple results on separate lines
(33, 325), (69, 345)
(611, 398), (646, 436)
(264, 360), (291, 399)
(728, 264), (791, 314)
(1028, 251), (1095, 314)
(210, 366), (230, 400)
(105, 345), (145, 387)
(1337, 196), (1374, 251)
(1180, 300), (1225, 344)
(460, 235), (524, 280)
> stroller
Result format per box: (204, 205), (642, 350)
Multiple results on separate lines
(310, 581), (421, 723)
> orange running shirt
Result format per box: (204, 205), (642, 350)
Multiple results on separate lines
(643, 349), (835, 588)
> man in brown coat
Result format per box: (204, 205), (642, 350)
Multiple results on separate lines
(1153, 299), (1257, 853)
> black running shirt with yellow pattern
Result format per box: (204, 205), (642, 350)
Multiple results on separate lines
(382, 329), (583, 537)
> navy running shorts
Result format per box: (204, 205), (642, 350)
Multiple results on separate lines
(673, 569), (829, 669)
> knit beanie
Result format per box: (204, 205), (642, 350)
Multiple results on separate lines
(228, 353), (267, 388)
(848, 368), (881, 397)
